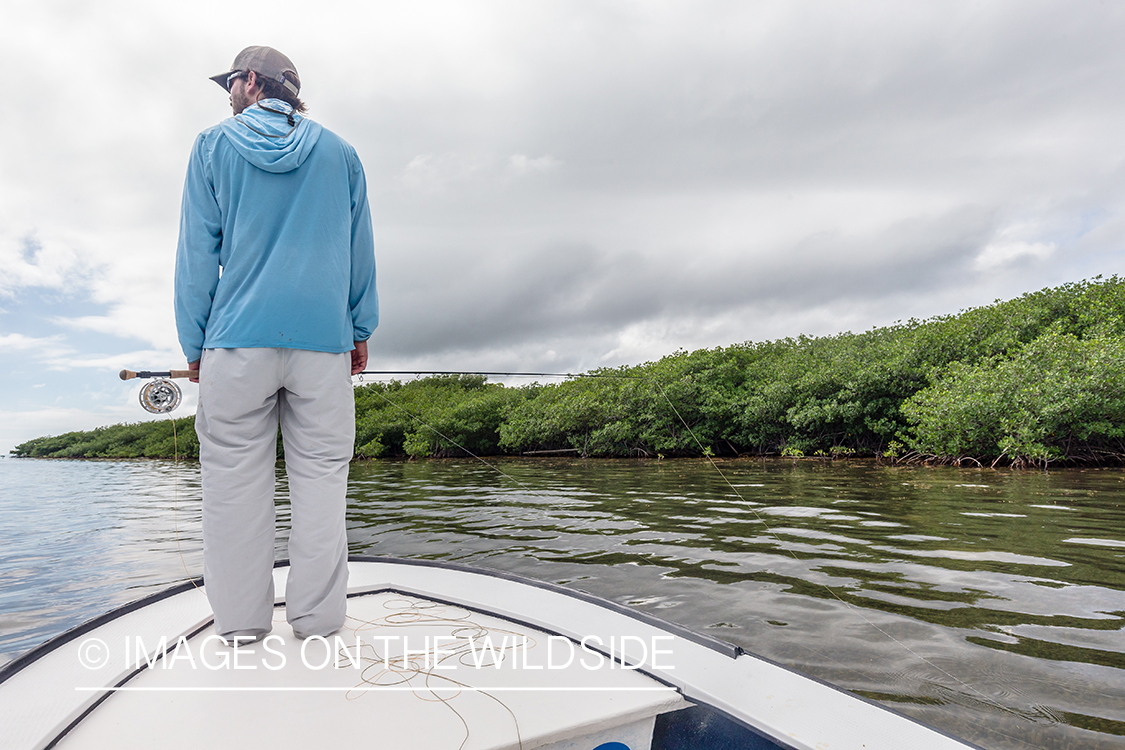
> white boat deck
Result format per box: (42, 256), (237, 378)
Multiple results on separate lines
(0, 559), (978, 750)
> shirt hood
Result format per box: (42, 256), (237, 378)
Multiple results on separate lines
(218, 99), (322, 173)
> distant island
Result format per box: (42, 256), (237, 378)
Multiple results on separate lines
(13, 276), (1125, 467)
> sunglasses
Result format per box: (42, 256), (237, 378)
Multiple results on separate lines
(225, 71), (247, 91)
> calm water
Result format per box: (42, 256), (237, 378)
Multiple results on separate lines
(1, 456), (1123, 749)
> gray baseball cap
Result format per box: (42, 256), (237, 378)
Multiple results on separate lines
(210, 46), (300, 96)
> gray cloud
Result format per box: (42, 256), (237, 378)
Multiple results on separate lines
(369, 201), (1005, 360)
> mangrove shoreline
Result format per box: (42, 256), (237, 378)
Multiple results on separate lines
(14, 276), (1125, 467)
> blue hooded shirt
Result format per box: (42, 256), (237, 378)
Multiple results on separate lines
(174, 99), (378, 363)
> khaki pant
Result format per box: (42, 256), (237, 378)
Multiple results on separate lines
(195, 347), (354, 640)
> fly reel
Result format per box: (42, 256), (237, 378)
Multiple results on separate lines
(120, 368), (193, 414)
(139, 379), (182, 414)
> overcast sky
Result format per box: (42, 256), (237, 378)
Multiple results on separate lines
(2, 0), (1124, 453)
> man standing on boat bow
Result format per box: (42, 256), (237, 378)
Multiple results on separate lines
(174, 46), (378, 644)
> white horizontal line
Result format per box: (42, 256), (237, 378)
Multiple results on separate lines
(77, 686), (678, 692)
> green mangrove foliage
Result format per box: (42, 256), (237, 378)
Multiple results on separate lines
(354, 375), (531, 458)
(13, 417), (200, 459)
(903, 330), (1125, 465)
(11, 276), (1125, 465)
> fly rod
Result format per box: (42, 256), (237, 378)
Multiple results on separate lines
(356, 370), (642, 379)
(118, 368), (640, 417)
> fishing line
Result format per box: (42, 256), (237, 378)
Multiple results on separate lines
(342, 596), (527, 750)
(357, 380), (677, 571)
(360, 370), (592, 378)
(170, 414), (205, 595)
(119, 368), (203, 590)
(359, 369), (1017, 718)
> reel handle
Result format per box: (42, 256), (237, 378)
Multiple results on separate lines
(119, 369), (195, 381)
